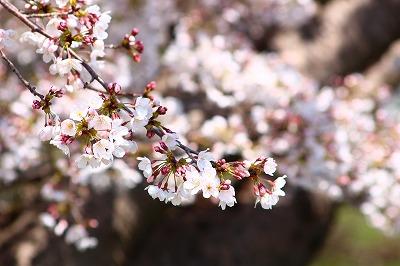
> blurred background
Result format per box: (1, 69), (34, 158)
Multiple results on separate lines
(2, 0), (400, 265)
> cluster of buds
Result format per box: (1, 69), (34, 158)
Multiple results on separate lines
(32, 87), (64, 113)
(24, 0), (51, 13)
(215, 159), (250, 180)
(121, 28), (144, 62)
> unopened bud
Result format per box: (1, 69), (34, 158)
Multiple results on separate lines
(57, 21), (68, 31)
(132, 54), (141, 62)
(154, 146), (165, 154)
(146, 129), (155, 139)
(32, 100), (41, 109)
(131, 28), (139, 36)
(159, 141), (169, 151)
(146, 81), (157, 91)
(108, 82), (122, 94)
(161, 166), (170, 176)
(157, 106), (167, 115)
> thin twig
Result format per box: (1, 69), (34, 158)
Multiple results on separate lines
(0, 49), (44, 99)
(25, 11), (71, 18)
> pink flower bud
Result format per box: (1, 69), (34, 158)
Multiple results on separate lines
(154, 146), (165, 154)
(146, 129), (155, 139)
(131, 28), (139, 36)
(157, 106), (167, 115)
(159, 141), (169, 151)
(134, 40), (144, 53)
(57, 21), (67, 31)
(132, 54), (141, 62)
(32, 100), (41, 109)
(107, 82), (122, 94)
(220, 183), (230, 190)
(161, 166), (170, 176)
(146, 81), (157, 90)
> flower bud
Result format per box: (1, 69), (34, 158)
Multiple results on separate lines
(161, 166), (170, 176)
(58, 21), (68, 31)
(146, 129), (155, 139)
(131, 28), (139, 36)
(157, 106), (167, 115)
(132, 53), (141, 62)
(107, 82), (122, 94)
(154, 146), (165, 154)
(134, 40), (144, 53)
(32, 100), (41, 109)
(159, 141), (169, 151)
(146, 81), (157, 91)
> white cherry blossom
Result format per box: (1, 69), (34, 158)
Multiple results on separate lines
(89, 115), (112, 131)
(162, 132), (179, 150)
(76, 154), (101, 169)
(60, 119), (77, 136)
(0, 29), (15, 48)
(183, 166), (202, 195)
(218, 183), (236, 210)
(197, 150), (214, 171)
(264, 157), (277, 176)
(138, 157), (152, 178)
(92, 139), (114, 162)
(50, 135), (71, 156)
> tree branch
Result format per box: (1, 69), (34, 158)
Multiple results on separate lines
(0, 49), (44, 99)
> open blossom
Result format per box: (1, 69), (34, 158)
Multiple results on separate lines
(197, 150), (214, 170)
(0, 29), (15, 48)
(145, 185), (175, 203)
(255, 175), (287, 209)
(89, 115), (112, 131)
(108, 119), (137, 156)
(70, 107), (89, 121)
(162, 132), (179, 150)
(86, 5), (111, 40)
(36, 38), (57, 63)
(200, 166), (220, 198)
(273, 175), (287, 197)
(133, 97), (153, 121)
(45, 18), (63, 37)
(20, 31), (44, 46)
(39, 125), (59, 141)
(50, 135), (72, 156)
(264, 157), (277, 176)
(93, 139), (114, 162)
(183, 166), (202, 195)
(52, 58), (83, 76)
(218, 181), (236, 210)
(90, 40), (105, 62)
(60, 119), (77, 136)
(55, 0), (69, 8)
(75, 154), (101, 169)
(138, 157), (152, 178)
(257, 193), (279, 210)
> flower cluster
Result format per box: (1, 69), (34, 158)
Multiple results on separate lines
(139, 142), (287, 210)
(20, 0), (112, 79)
(120, 28), (144, 62)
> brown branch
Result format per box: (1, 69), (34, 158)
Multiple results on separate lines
(0, 49), (45, 99)
(25, 11), (71, 18)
